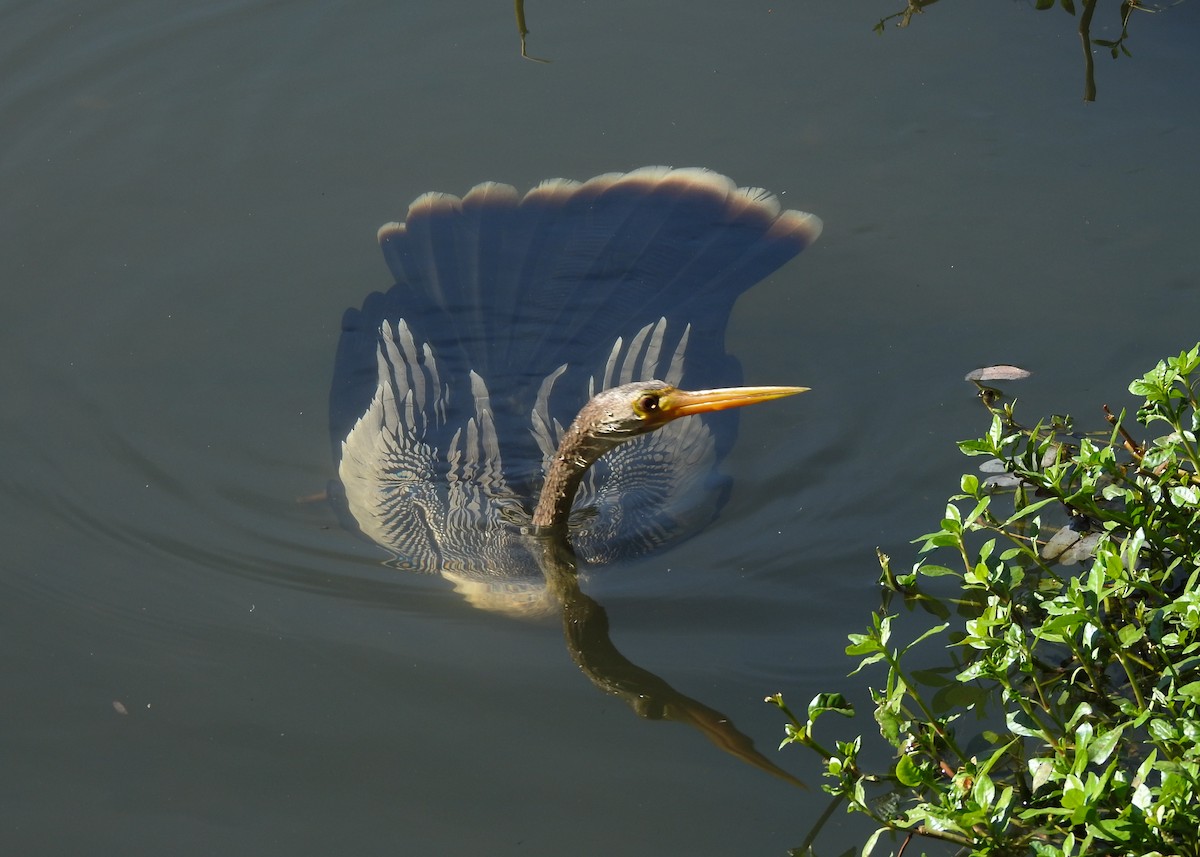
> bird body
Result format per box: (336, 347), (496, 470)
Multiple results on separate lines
(330, 167), (821, 612)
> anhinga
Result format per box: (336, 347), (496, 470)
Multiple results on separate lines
(329, 167), (821, 787)
(330, 167), (821, 613)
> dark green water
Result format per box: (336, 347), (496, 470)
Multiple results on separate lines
(3, 2), (1197, 854)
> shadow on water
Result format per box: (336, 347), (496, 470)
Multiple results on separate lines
(326, 167), (820, 786)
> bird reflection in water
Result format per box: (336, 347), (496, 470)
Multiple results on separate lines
(329, 167), (821, 785)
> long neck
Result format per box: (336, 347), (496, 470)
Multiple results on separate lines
(532, 421), (617, 531)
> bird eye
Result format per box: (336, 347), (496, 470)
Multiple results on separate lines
(637, 393), (660, 414)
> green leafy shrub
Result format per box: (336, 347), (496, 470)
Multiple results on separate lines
(771, 345), (1200, 857)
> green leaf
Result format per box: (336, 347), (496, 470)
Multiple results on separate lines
(874, 705), (904, 744)
(808, 692), (854, 719)
(1087, 724), (1124, 766)
(848, 652), (886, 675)
(1003, 496), (1057, 526)
(1066, 702), (1093, 730)
(977, 738), (1019, 777)
(958, 438), (995, 456)
(846, 634), (881, 656)
(1117, 623), (1145, 647)
(1171, 485), (1200, 506)
(964, 496), (992, 528)
(876, 614), (893, 648)
(907, 622), (950, 651)
(895, 754), (924, 787)
(973, 771), (996, 808)
(1061, 773), (1086, 808)
(1007, 709), (1043, 738)
(1149, 718), (1180, 743)
(861, 826), (887, 857)
(1177, 680), (1200, 703)
(918, 564), (961, 578)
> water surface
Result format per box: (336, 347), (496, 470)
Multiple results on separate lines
(3, 1), (1198, 854)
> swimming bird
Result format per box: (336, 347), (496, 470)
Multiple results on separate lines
(330, 167), (821, 612)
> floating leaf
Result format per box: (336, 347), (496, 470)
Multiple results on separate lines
(1041, 522), (1101, 565)
(983, 473), (1023, 489)
(966, 365), (1032, 382)
(1029, 757), (1055, 793)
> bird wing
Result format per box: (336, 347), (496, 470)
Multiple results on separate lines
(338, 318), (531, 577)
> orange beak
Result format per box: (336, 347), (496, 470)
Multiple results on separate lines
(662, 385), (809, 418)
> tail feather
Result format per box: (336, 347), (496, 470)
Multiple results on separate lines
(384, 168), (817, 382)
(333, 167), (821, 463)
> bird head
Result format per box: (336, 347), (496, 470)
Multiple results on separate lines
(582, 380), (809, 443)
(535, 379), (808, 530)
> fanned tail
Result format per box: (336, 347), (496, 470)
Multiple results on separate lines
(334, 167), (821, 466)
